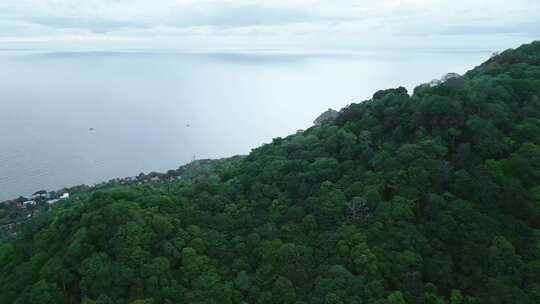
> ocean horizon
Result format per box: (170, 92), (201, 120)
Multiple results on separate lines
(0, 49), (491, 200)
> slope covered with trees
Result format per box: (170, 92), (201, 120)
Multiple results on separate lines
(1, 41), (540, 304)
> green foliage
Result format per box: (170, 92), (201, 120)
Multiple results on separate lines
(1, 41), (540, 303)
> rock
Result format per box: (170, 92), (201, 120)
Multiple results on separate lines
(441, 73), (461, 82)
(428, 79), (442, 87)
(314, 108), (339, 126)
(422, 73), (461, 88)
(372, 87), (408, 100)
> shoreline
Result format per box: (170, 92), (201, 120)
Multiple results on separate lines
(0, 155), (244, 206)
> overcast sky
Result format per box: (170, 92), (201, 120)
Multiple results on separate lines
(0, 0), (538, 53)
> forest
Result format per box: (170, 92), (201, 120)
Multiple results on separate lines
(1, 41), (540, 304)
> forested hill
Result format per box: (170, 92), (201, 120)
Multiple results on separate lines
(2, 41), (540, 304)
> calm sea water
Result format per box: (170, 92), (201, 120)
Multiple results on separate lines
(0, 50), (490, 200)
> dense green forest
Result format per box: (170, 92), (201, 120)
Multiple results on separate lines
(2, 41), (540, 304)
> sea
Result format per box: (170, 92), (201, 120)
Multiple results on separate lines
(0, 49), (491, 200)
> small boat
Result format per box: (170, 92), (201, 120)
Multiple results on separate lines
(89, 128), (95, 131)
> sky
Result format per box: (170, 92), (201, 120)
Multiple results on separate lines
(0, 0), (538, 53)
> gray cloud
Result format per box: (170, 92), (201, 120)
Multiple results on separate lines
(437, 22), (540, 36)
(0, 0), (538, 52)
(171, 3), (329, 28)
(29, 16), (148, 34)
(19, 3), (339, 33)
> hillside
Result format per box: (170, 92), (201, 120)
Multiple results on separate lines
(1, 41), (540, 304)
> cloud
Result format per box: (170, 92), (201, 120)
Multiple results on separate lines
(0, 0), (538, 52)
(27, 17), (146, 34)
(7, 1), (336, 32)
